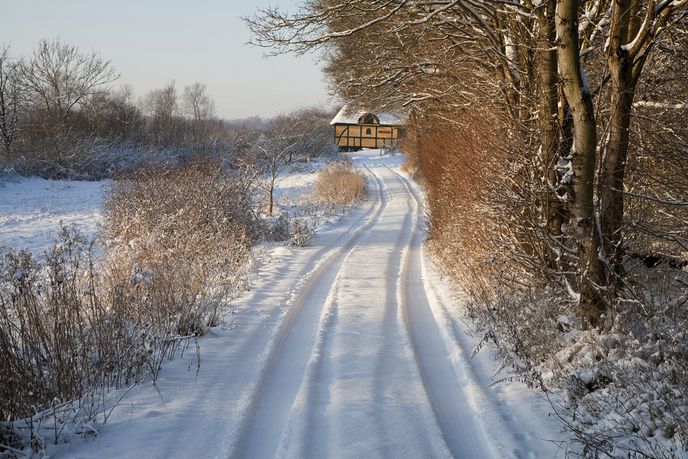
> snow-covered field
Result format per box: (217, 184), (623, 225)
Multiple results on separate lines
(2, 152), (565, 458)
(0, 177), (107, 254)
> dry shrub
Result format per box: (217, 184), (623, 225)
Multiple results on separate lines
(288, 217), (317, 247)
(104, 158), (257, 334)
(405, 107), (526, 295)
(406, 107), (567, 367)
(0, 232), (99, 422)
(0, 229), (169, 452)
(314, 160), (366, 207)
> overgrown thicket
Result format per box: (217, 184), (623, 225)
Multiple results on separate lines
(0, 159), (259, 453)
(0, 39), (335, 179)
(249, 0), (688, 455)
(104, 159), (259, 334)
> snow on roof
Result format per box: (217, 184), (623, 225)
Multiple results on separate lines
(330, 105), (407, 126)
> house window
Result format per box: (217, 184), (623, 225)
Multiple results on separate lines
(365, 128), (372, 135)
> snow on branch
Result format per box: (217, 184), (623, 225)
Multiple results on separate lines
(633, 100), (688, 110)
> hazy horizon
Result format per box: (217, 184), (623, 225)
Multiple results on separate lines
(2, 0), (334, 120)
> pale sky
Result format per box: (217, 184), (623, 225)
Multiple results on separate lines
(2, 1), (333, 120)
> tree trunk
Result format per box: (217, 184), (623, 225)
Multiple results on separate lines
(556, 0), (607, 328)
(600, 0), (645, 282)
(600, 75), (635, 279)
(536, 0), (563, 268)
(0, 88), (13, 159)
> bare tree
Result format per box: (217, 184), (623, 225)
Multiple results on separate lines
(142, 81), (181, 145)
(19, 38), (119, 125)
(555, 0), (607, 327)
(237, 113), (310, 216)
(0, 45), (23, 157)
(142, 82), (177, 119)
(181, 82), (215, 122)
(83, 85), (143, 142)
(600, 0), (687, 278)
(287, 107), (336, 160)
(259, 117), (302, 216)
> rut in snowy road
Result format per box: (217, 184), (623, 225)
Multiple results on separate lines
(231, 152), (534, 459)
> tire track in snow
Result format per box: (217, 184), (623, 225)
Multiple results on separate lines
(286, 161), (450, 458)
(371, 169), (413, 451)
(291, 162), (448, 458)
(285, 163), (442, 458)
(299, 280), (340, 459)
(419, 259), (555, 458)
(389, 165), (498, 459)
(369, 165), (438, 456)
(230, 164), (389, 459)
(232, 164), (388, 363)
(296, 164), (389, 459)
(390, 165), (553, 457)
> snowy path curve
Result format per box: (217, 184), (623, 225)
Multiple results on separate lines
(232, 153), (539, 459)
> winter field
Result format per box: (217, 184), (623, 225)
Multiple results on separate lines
(1, 150), (566, 458)
(0, 178), (106, 255)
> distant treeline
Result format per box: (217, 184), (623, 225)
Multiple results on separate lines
(0, 39), (334, 179)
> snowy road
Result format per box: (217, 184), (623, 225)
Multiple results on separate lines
(56, 151), (562, 459)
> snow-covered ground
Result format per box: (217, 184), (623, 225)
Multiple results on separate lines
(3, 152), (566, 458)
(0, 177), (107, 254)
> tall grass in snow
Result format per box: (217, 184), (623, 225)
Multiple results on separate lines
(104, 159), (258, 334)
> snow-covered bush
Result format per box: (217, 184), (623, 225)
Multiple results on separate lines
(314, 160), (366, 209)
(288, 217), (316, 247)
(0, 159), (263, 455)
(0, 228), (177, 454)
(261, 214), (316, 247)
(104, 158), (258, 335)
(262, 214), (292, 242)
(554, 327), (688, 457)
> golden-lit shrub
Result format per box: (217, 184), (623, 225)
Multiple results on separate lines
(314, 160), (367, 207)
(405, 108), (517, 294)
